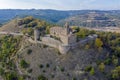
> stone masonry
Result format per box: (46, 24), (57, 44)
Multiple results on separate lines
(34, 23), (97, 54)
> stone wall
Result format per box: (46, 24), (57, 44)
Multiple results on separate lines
(59, 44), (71, 54)
(41, 37), (61, 49)
(70, 34), (98, 49)
(41, 36), (70, 54)
(40, 34), (98, 54)
(50, 27), (65, 37)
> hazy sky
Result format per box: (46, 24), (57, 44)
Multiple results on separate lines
(0, 0), (120, 10)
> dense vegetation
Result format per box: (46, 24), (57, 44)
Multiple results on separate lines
(75, 28), (120, 80)
(97, 32), (120, 80)
(0, 35), (23, 80)
(18, 16), (54, 36)
(1, 9), (120, 27)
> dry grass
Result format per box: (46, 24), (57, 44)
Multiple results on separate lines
(0, 19), (23, 32)
(17, 42), (107, 80)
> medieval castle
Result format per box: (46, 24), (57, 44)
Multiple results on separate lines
(34, 23), (97, 54)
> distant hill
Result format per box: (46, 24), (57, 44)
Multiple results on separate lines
(1, 9), (120, 27)
(58, 11), (120, 27)
(0, 16), (52, 35)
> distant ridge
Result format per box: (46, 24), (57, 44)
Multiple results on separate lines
(0, 9), (120, 27)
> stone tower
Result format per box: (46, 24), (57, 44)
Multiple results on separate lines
(59, 22), (77, 45)
(34, 28), (40, 42)
(64, 22), (70, 35)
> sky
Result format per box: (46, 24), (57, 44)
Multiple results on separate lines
(0, 0), (120, 10)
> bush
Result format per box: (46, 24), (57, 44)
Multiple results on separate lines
(27, 69), (33, 73)
(51, 74), (55, 78)
(111, 66), (120, 79)
(20, 60), (29, 68)
(85, 66), (92, 72)
(0, 68), (4, 75)
(99, 63), (105, 72)
(39, 64), (44, 69)
(112, 58), (118, 66)
(27, 49), (32, 55)
(90, 67), (95, 75)
(38, 75), (48, 80)
(95, 38), (103, 48)
(104, 58), (111, 65)
(46, 63), (50, 68)
(42, 70), (46, 73)
(72, 77), (77, 80)
(5, 72), (18, 80)
(60, 67), (65, 72)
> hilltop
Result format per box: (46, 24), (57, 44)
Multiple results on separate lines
(1, 9), (120, 27)
(0, 16), (53, 36)
(0, 17), (120, 80)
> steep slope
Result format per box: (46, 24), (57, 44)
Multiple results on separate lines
(17, 42), (107, 80)
(0, 19), (22, 32)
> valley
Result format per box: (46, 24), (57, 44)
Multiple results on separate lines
(1, 10), (120, 27)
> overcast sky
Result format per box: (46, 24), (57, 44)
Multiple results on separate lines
(0, 0), (120, 10)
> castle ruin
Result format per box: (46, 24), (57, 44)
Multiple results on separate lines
(34, 23), (97, 54)
(50, 23), (76, 45)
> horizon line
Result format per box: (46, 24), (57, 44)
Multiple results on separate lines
(0, 8), (120, 11)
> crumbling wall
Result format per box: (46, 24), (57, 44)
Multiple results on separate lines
(41, 34), (98, 54)
(41, 37), (61, 48)
(59, 44), (70, 54)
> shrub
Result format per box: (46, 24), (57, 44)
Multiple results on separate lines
(27, 69), (33, 73)
(95, 38), (103, 48)
(38, 75), (48, 80)
(99, 63), (105, 72)
(60, 67), (65, 72)
(51, 74), (55, 78)
(0, 68), (4, 75)
(39, 64), (44, 69)
(112, 58), (118, 66)
(72, 77), (77, 80)
(27, 49), (32, 55)
(104, 58), (111, 65)
(20, 60), (29, 68)
(85, 66), (92, 72)
(5, 72), (18, 80)
(42, 70), (46, 73)
(111, 66), (120, 79)
(46, 63), (50, 68)
(90, 67), (95, 75)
